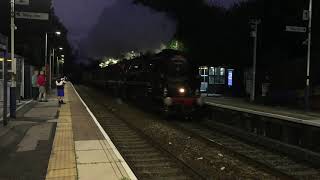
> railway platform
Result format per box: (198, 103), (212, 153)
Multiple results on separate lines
(0, 83), (137, 180)
(204, 96), (320, 127)
(203, 96), (320, 165)
(45, 83), (136, 180)
(0, 94), (59, 179)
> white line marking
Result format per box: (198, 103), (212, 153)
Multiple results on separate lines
(0, 99), (33, 122)
(71, 83), (138, 180)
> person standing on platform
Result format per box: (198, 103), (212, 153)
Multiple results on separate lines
(37, 71), (47, 102)
(55, 77), (66, 104)
(31, 70), (39, 100)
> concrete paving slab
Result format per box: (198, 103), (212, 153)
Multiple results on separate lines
(0, 121), (36, 137)
(76, 149), (110, 164)
(77, 163), (121, 180)
(24, 107), (58, 118)
(75, 140), (104, 151)
(17, 123), (54, 152)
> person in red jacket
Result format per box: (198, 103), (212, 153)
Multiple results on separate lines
(37, 71), (47, 102)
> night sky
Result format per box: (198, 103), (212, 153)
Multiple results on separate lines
(53, 0), (242, 58)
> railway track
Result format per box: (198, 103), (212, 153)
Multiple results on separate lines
(173, 121), (320, 179)
(76, 86), (205, 180)
(76, 85), (320, 179)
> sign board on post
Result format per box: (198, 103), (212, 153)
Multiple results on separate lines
(16, 11), (49, 20)
(303, 10), (309, 21)
(285, 26), (307, 33)
(227, 69), (234, 87)
(15, 0), (30, 5)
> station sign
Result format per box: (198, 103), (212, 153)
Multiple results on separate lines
(285, 26), (307, 33)
(227, 69), (234, 87)
(16, 11), (49, 20)
(303, 10), (309, 21)
(15, 0), (30, 5)
(0, 34), (8, 51)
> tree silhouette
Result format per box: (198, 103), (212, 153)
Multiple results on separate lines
(134, 0), (320, 89)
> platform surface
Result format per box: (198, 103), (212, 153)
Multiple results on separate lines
(204, 96), (320, 127)
(46, 83), (137, 180)
(0, 97), (59, 180)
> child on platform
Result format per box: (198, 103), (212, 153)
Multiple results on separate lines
(56, 77), (66, 104)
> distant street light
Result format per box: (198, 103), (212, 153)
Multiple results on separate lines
(59, 47), (63, 50)
(55, 31), (61, 35)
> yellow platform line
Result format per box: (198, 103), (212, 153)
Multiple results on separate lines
(46, 100), (78, 180)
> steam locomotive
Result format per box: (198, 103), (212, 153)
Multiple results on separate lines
(87, 49), (204, 117)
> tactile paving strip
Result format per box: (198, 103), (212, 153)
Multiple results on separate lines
(46, 103), (78, 180)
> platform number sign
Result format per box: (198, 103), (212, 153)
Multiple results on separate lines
(228, 69), (234, 87)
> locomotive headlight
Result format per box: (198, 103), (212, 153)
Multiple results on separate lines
(179, 88), (185, 94)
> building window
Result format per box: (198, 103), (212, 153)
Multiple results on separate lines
(208, 67), (225, 85)
(199, 66), (208, 82)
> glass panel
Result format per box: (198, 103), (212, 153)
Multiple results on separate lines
(209, 67), (215, 75)
(209, 76), (215, 84)
(220, 68), (225, 76)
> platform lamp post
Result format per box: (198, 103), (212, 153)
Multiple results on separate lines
(59, 58), (65, 75)
(305, 0), (313, 111)
(249, 19), (261, 102)
(49, 47), (63, 90)
(49, 48), (55, 91)
(45, 31), (61, 92)
(59, 48), (64, 76)
(9, 0), (17, 118)
(0, 34), (8, 126)
(57, 54), (64, 77)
